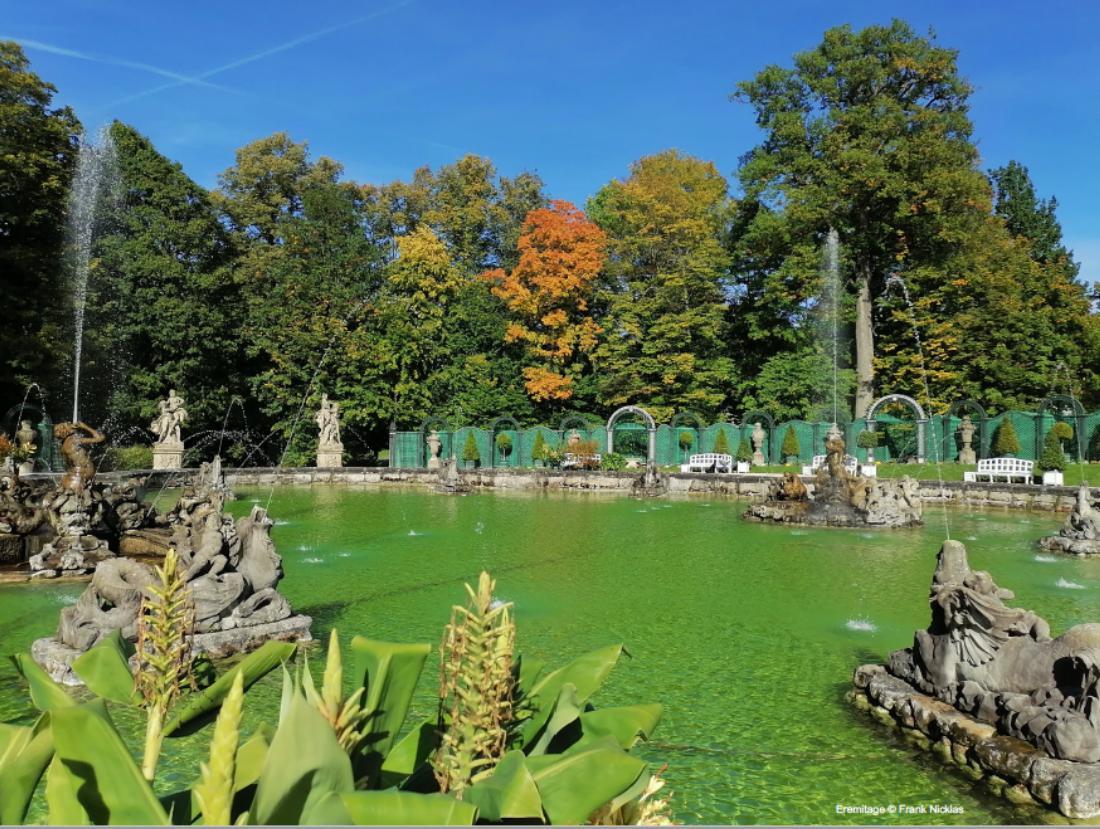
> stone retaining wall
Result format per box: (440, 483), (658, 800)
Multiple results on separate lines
(18, 467), (1085, 511)
(850, 664), (1100, 819)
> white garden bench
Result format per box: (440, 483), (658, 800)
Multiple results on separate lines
(561, 452), (601, 469)
(963, 457), (1033, 484)
(679, 453), (733, 473)
(802, 454), (858, 477)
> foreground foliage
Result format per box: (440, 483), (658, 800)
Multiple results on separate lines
(4, 572), (669, 825)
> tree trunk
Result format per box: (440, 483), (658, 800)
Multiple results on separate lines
(854, 263), (875, 417)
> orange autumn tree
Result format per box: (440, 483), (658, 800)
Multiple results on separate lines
(482, 200), (605, 402)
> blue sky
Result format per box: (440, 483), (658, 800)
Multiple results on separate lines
(5, 0), (1098, 284)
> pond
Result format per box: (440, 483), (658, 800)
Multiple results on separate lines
(2, 488), (1098, 824)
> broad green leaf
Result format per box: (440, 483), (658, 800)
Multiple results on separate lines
(377, 717), (435, 789)
(338, 789), (477, 825)
(528, 683), (581, 756)
(527, 746), (646, 825)
(233, 731), (269, 793)
(348, 637), (430, 785)
(463, 750), (543, 822)
(11, 653), (74, 712)
(299, 790), (351, 825)
(49, 703), (170, 825)
(519, 645), (622, 748)
(516, 653), (545, 692)
(249, 691), (353, 825)
(0, 714), (54, 825)
(578, 703), (662, 749)
(72, 631), (138, 705)
(165, 641), (295, 737)
(46, 754), (90, 826)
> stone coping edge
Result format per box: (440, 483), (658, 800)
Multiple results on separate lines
(850, 663), (1100, 820)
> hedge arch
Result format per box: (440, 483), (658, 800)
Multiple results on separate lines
(669, 410), (706, 462)
(1037, 395), (1087, 462)
(739, 410), (776, 465)
(559, 414), (598, 440)
(865, 394), (928, 463)
(606, 406), (656, 466)
(417, 416), (451, 468)
(945, 399), (988, 461)
(489, 415), (522, 469)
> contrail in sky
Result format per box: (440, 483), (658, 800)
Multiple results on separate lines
(97, 0), (415, 112)
(4, 37), (232, 93)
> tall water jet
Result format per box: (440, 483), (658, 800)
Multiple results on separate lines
(66, 126), (119, 423)
(824, 227), (841, 427)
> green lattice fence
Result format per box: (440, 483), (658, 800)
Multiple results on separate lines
(390, 406), (1100, 468)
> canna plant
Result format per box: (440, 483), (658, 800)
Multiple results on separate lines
(5, 570), (672, 825)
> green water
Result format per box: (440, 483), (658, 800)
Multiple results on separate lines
(3, 488), (1098, 825)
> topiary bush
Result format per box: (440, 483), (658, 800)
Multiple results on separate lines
(1037, 427), (1067, 472)
(713, 429), (730, 455)
(531, 431), (548, 466)
(495, 432), (513, 463)
(736, 437), (753, 463)
(781, 426), (800, 463)
(462, 432), (480, 468)
(992, 417), (1020, 456)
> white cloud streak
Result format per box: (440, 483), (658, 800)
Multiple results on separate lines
(95, 0), (415, 112)
(5, 36), (234, 93)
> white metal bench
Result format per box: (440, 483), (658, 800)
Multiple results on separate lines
(561, 452), (601, 469)
(802, 454), (858, 476)
(679, 453), (733, 473)
(963, 457), (1033, 484)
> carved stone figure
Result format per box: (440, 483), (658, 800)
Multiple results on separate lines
(315, 393), (343, 468)
(151, 390), (187, 470)
(958, 415), (977, 464)
(150, 390), (187, 445)
(55, 421), (104, 494)
(1039, 485), (1100, 556)
(751, 422), (766, 466)
(15, 419), (37, 474)
(886, 540), (1100, 762)
(426, 429), (443, 471)
(567, 430), (582, 448)
(32, 472), (311, 684)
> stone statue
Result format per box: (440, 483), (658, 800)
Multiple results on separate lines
(54, 421), (104, 494)
(567, 430), (582, 449)
(316, 394), (341, 446)
(150, 390), (187, 445)
(151, 390), (186, 470)
(823, 423), (846, 481)
(32, 472), (312, 684)
(315, 394), (343, 468)
(958, 414), (977, 464)
(886, 540), (1100, 762)
(1039, 485), (1100, 556)
(426, 429), (443, 471)
(751, 422), (766, 466)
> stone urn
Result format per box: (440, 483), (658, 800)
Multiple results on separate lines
(426, 430), (443, 471)
(1042, 470), (1064, 486)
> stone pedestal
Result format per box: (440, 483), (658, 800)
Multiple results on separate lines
(317, 442), (343, 468)
(959, 447), (976, 464)
(152, 439), (183, 470)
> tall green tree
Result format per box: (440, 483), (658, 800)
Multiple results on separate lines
(88, 122), (244, 433)
(0, 41), (80, 410)
(732, 20), (989, 416)
(588, 150), (734, 421)
(989, 161), (1077, 270)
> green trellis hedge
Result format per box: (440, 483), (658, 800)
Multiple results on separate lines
(390, 408), (1100, 468)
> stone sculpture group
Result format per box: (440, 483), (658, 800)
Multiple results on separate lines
(151, 390), (187, 470)
(1039, 485), (1100, 556)
(32, 458), (311, 684)
(852, 540), (1100, 818)
(745, 424), (922, 527)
